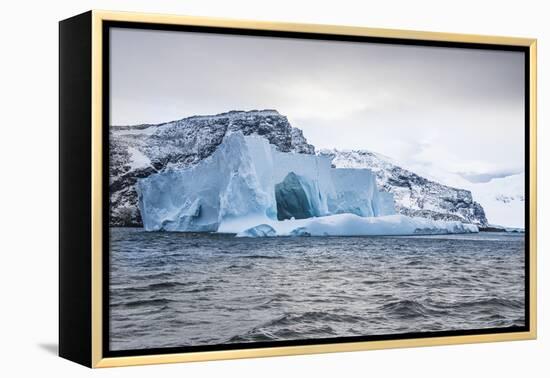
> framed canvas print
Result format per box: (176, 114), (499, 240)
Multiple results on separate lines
(59, 10), (537, 368)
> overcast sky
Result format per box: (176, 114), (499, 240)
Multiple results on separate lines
(110, 27), (525, 184)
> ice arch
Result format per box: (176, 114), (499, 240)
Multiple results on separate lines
(275, 172), (317, 220)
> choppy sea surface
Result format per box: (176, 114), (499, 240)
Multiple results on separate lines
(109, 228), (525, 351)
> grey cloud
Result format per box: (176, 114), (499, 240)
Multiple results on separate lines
(110, 27), (525, 179)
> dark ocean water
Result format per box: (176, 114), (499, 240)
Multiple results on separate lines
(109, 228), (525, 351)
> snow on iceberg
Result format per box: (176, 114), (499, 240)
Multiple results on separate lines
(236, 213), (478, 237)
(137, 131), (477, 236)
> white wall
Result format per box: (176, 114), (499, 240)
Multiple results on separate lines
(1, 0), (547, 376)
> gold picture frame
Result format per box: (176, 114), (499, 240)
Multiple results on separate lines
(59, 10), (537, 368)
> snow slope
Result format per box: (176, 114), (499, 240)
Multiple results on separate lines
(465, 173), (525, 228)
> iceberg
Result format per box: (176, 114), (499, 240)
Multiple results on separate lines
(137, 132), (477, 236)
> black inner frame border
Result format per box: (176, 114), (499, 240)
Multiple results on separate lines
(101, 20), (531, 358)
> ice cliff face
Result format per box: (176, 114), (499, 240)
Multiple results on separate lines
(110, 110), (315, 226)
(137, 133), (394, 232)
(318, 149), (488, 227)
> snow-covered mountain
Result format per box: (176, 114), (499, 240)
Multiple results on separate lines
(110, 110), (314, 226)
(465, 173), (525, 229)
(318, 149), (488, 227)
(110, 109), (487, 228)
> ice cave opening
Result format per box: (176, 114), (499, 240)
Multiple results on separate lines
(275, 172), (316, 220)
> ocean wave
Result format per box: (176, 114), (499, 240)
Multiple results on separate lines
(227, 329), (284, 343)
(242, 255), (284, 260)
(429, 297), (524, 311)
(127, 272), (173, 280)
(226, 311), (362, 343)
(462, 298), (524, 310)
(395, 281), (421, 288)
(264, 311), (365, 328)
(117, 281), (197, 292)
(180, 286), (215, 293)
(227, 263), (254, 270)
(228, 321), (342, 343)
(380, 299), (449, 318)
(253, 294), (292, 309)
(112, 298), (174, 308)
